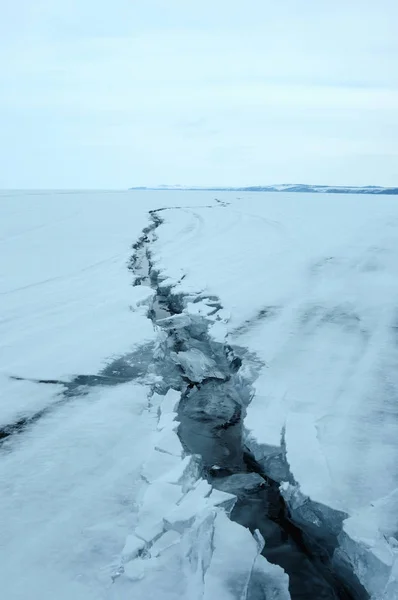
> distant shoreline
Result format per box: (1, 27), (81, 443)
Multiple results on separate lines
(129, 184), (398, 196)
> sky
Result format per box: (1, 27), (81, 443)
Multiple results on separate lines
(1, 0), (398, 189)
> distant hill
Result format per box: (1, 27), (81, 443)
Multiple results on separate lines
(129, 184), (398, 195)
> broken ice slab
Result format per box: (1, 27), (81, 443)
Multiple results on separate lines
(121, 534), (146, 563)
(130, 285), (156, 308)
(156, 390), (181, 431)
(154, 427), (183, 457)
(158, 389), (181, 415)
(383, 559), (398, 600)
(118, 507), (289, 600)
(157, 276), (181, 290)
(202, 510), (264, 600)
(244, 433), (292, 483)
(150, 530), (181, 558)
(148, 391), (165, 410)
(213, 473), (266, 496)
(134, 519), (164, 544)
(134, 481), (183, 542)
(171, 348), (226, 383)
(164, 479), (237, 533)
(157, 412), (178, 431)
(158, 454), (201, 492)
(253, 529), (266, 553)
(164, 479), (212, 532)
(182, 510), (217, 599)
(182, 380), (239, 424)
(184, 300), (220, 317)
(140, 481), (184, 516)
(215, 308), (231, 322)
(141, 449), (182, 483)
(123, 558), (146, 581)
(280, 482), (347, 538)
(338, 489), (398, 597)
(206, 488), (237, 515)
(247, 555), (291, 600)
(155, 313), (192, 330)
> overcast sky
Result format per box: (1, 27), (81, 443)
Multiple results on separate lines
(1, 1), (397, 188)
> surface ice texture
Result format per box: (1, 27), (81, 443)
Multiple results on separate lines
(3, 189), (398, 598)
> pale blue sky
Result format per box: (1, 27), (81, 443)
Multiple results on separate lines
(1, 1), (397, 188)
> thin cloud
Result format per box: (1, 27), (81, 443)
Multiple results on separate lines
(0, 0), (397, 187)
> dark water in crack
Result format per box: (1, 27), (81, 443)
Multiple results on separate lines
(132, 209), (368, 600)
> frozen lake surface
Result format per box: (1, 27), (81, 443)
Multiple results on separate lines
(1, 189), (397, 599)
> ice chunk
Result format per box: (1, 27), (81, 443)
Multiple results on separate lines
(183, 509), (217, 600)
(215, 309), (231, 323)
(206, 488), (236, 515)
(150, 530), (181, 557)
(184, 300), (218, 317)
(203, 510), (260, 599)
(165, 479), (212, 532)
(183, 381), (239, 424)
(157, 411), (178, 431)
(118, 505), (286, 600)
(121, 534), (146, 562)
(247, 555), (291, 600)
(123, 558), (146, 581)
(154, 428), (183, 457)
(215, 473), (266, 496)
(140, 482), (183, 519)
(149, 391), (165, 410)
(281, 481), (347, 546)
(164, 479), (238, 533)
(171, 348), (225, 382)
(285, 412), (334, 507)
(209, 320), (229, 343)
(253, 529), (266, 553)
(134, 520), (164, 544)
(141, 450), (182, 483)
(156, 313), (192, 330)
(339, 489), (398, 597)
(153, 330), (169, 359)
(159, 454), (201, 491)
(156, 389), (181, 430)
(131, 285), (155, 308)
(383, 558), (398, 600)
(134, 482), (182, 543)
(159, 389), (181, 415)
(158, 276), (180, 289)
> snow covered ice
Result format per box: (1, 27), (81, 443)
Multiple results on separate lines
(0, 190), (290, 600)
(149, 191), (398, 598)
(1, 188), (398, 599)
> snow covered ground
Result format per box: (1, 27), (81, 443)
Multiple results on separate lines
(1, 189), (397, 599)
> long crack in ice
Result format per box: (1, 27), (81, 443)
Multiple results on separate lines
(125, 207), (369, 600)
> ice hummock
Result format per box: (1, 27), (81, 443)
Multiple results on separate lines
(115, 388), (291, 599)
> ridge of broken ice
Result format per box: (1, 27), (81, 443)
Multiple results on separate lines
(114, 388), (291, 599)
(149, 194), (398, 598)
